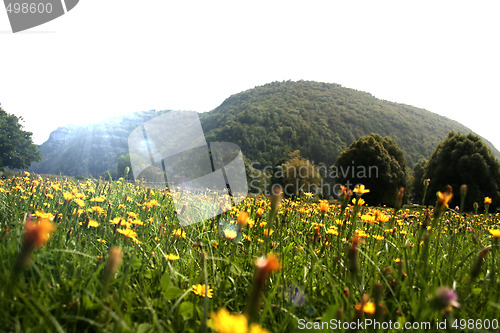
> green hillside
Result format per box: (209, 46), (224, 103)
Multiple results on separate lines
(201, 81), (500, 168)
(32, 81), (500, 177)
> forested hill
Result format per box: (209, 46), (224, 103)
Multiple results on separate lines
(201, 81), (500, 167)
(32, 81), (500, 177)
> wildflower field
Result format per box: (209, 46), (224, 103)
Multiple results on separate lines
(1, 173), (499, 332)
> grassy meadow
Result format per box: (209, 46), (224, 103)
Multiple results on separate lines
(0, 172), (499, 332)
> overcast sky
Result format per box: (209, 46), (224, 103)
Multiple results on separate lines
(1, 1), (499, 151)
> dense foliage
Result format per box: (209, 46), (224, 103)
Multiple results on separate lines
(32, 81), (499, 178)
(333, 134), (408, 206)
(0, 107), (40, 170)
(273, 150), (323, 197)
(423, 132), (500, 211)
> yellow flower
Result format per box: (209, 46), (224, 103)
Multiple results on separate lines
(97, 238), (106, 244)
(127, 212), (138, 219)
(191, 284), (213, 298)
(116, 228), (143, 244)
(24, 218), (56, 249)
(208, 308), (271, 333)
(489, 229), (500, 238)
(91, 196), (106, 203)
(255, 253), (281, 276)
(117, 228), (138, 238)
(436, 188), (453, 210)
(355, 230), (369, 238)
(353, 185), (370, 195)
(35, 210), (54, 220)
(263, 229), (274, 237)
(485, 197), (492, 205)
(172, 228), (186, 239)
(319, 200), (329, 213)
(166, 253), (180, 261)
(87, 219), (99, 228)
(74, 198), (85, 207)
(91, 206), (105, 214)
(224, 229), (237, 240)
(304, 192), (313, 198)
(237, 211), (250, 228)
(361, 214), (376, 223)
(131, 219), (144, 226)
(355, 301), (376, 315)
(352, 198), (365, 206)
(373, 210), (390, 223)
(110, 217), (123, 225)
(326, 227), (339, 236)
(256, 207), (265, 217)
(63, 192), (75, 201)
(145, 199), (159, 209)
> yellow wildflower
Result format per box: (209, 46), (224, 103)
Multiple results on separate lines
(237, 211), (250, 228)
(352, 198), (365, 206)
(63, 192), (75, 201)
(224, 229), (237, 240)
(319, 200), (329, 213)
(353, 185), (370, 195)
(263, 229), (274, 237)
(191, 284), (213, 298)
(355, 301), (376, 315)
(24, 218), (56, 249)
(145, 199), (159, 209)
(166, 253), (180, 261)
(116, 228), (143, 244)
(91, 206), (105, 214)
(172, 228), (186, 239)
(87, 219), (99, 228)
(35, 210), (54, 220)
(74, 198), (85, 207)
(489, 229), (500, 238)
(208, 308), (271, 333)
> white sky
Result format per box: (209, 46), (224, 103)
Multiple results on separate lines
(1, 1), (499, 151)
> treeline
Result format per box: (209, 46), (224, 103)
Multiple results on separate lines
(253, 132), (500, 211)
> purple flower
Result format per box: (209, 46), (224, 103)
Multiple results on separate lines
(435, 286), (460, 308)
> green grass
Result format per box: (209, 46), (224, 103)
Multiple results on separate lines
(0, 173), (499, 332)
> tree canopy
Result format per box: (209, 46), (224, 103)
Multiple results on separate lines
(423, 132), (500, 211)
(333, 133), (408, 206)
(0, 107), (40, 170)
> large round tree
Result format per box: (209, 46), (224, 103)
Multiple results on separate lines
(424, 131), (500, 211)
(332, 133), (408, 206)
(0, 107), (40, 170)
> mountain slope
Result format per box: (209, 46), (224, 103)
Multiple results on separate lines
(32, 81), (500, 177)
(200, 81), (500, 167)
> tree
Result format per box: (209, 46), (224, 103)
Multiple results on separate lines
(0, 107), (40, 170)
(409, 159), (427, 204)
(423, 132), (500, 211)
(116, 153), (132, 180)
(275, 150), (322, 197)
(333, 133), (408, 206)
